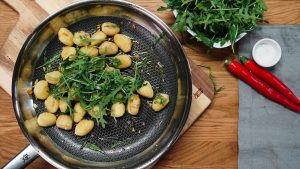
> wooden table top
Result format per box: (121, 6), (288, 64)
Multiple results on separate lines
(0, 0), (299, 168)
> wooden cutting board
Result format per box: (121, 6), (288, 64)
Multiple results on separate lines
(0, 1), (214, 166)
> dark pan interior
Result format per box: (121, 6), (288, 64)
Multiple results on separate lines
(32, 16), (178, 162)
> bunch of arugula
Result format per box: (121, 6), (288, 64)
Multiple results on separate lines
(158, 0), (267, 49)
(44, 49), (147, 128)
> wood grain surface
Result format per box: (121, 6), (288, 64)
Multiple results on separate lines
(0, 0), (299, 168)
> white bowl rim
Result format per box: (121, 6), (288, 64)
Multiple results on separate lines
(252, 38), (282, 67)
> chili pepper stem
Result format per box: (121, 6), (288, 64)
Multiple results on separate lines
(224, 59), (232, 67)
(239, 56), (249, 64)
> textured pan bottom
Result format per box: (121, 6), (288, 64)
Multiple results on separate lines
(33, 16), (178, 162)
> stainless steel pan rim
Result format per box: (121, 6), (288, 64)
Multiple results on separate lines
(11, 0), (192, 168)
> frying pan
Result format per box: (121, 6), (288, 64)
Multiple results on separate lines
(4, 0), (192, 168)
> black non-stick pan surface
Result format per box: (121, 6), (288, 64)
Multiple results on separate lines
(33, 16), (178, 162)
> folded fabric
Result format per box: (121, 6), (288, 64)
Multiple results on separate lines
(238, 25), (300, 169)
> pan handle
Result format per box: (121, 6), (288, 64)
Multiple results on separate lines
(3, 145), (39, 169)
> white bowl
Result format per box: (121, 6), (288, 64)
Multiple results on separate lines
(252, 38), (282, 67)
(173, 10), (247, 48)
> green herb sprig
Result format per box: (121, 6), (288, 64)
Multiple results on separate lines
(81, 141), (104, 153)
(46, 49), (148, 128)
(197, 64), (224, 95)
(79, 35), (94, 44)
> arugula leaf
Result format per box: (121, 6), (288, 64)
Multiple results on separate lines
(172, 12), (188, 31)
(159, 0), (267, 50)
(37, 52), (60, 69)
(229, 25), (238, 53)
(81, 141), (104, 153)
(157, 6), (170, 11)
(79, 35), (94, 44)
(48, 48), (148, 128)
(197, 64), (224, 95)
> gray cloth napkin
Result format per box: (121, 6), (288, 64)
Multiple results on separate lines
(238, 25), (300, 169)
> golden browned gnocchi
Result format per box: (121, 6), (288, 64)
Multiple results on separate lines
(98, 41), (118, 55)
(137, 81), (154, 98)
(56, 115), (73, 130)
(37, 112), (57, 127)
(79, 46), (98, 57)
(45, 71), (62, 85)
(58, 28), (74, 46)
(73, 31), (90, 46)
(114, 34), (132, 53)
(73, 102), (87, 123)
(33, 21), (170, 137)
(127, 94), (141, 115)
(111, 102), (125, 118)
(152, 93), (170, 112)
(114, 54), (132, 69)
(101, 22), (120, 36)
(44, 95), (59, 113)
(34, 80), (50, 100)
(75, 119), (94, 136)
(59, 98), (68, 113)
(91, 31), (107, 46)
(61, 46), (76, 60)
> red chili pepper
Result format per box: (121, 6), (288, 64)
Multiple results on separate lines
(240, 56), (300, 105)
(225, 60), (300, 112)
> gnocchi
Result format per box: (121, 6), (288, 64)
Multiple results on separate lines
(114, 34), (132, 53)
(80, 46), (98, 57)
(127, 94), (141, 115)
(91, 31), (107, 46)
(33, 22), (170, 137)
(152, 93), (170, 112)
(111, 102), (125, 118)
(59, 98), (68, 113)
(37, 112), (57, 127)
(61, 46), (76, 60)
(73, 102), (87, 123)
(34, 80), (49, 100)
(73, 31), (90, 46)
(98, 41), (118, 55)
(44, 95), (59, 113)
(58, 28), (74, 46)
(114, 54), (132, 69)
(56, 115), (73, 130)
(101, 22), (120, 36)
(137, 81), (154, 98)
(45, 71), (62, 85)
(75, 119), (94, 136)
